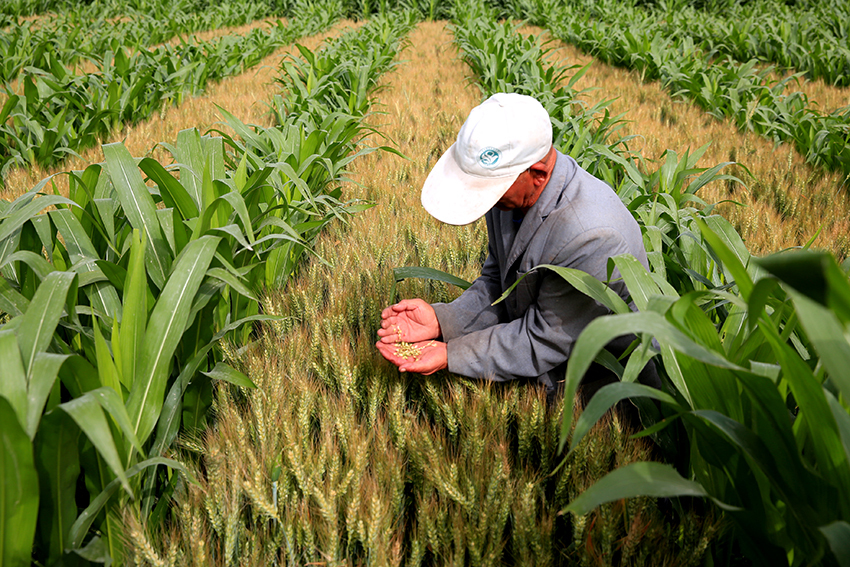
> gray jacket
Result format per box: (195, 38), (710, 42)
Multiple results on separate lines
(432, 151), (651, 393)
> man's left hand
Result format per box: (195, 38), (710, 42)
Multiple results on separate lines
(375, 339), (448, 375)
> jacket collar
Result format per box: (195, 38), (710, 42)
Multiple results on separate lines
(505, 151), (572, 267)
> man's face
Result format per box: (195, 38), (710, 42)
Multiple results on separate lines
(494, 169), (534, 211)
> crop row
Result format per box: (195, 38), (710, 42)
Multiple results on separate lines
(0, 6), (414, 565)
(657, 0), (850, 86)
(445, 1), (850, 563)
(0, 0), (292, 83)
(0, 0), (292, 18)
(0, 2), (343, 186)
(539, 0), (850, 182)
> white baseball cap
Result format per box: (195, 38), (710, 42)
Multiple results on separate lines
(421, 93), (553, 225)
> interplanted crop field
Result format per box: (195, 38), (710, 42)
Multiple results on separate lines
(2, 0), (850, 566)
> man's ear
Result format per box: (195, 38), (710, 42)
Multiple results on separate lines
(529, 164), (550, 186)
(529, 146), (556, 186)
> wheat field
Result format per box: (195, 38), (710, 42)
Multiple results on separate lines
(108, 20), (737, 566)
(8, 14), (844, 564)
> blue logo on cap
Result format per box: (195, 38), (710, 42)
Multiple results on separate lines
(478, 147), (501, 168)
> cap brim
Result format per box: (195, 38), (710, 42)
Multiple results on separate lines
(421, 143), (520, 225)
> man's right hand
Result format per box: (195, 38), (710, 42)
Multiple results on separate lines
(377, 298), (441, 344)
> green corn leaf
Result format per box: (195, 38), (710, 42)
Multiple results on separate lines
(25, 353), (68, 440)
(756, 250), (850, 325)
(0, 331), (28, 432)
(0, 94), (19, 125)
(34, 411), (80, 562)
(493, 264), (630, 314)
(206, 267), (256, 301)
(111, 318), (122, 388)
(17, 271), (76, 377)
(213, 106), (270, 157)
(57, 355), (100, 401)
(789, 289), (850, 413)
(102, 142), (172, 289)
(735, 369), (818, 490)
(613, 254), (668, 310)
(82, 387), (144, 463)
(121, 230), (147, 393)
(826, 390), (850, 472)
(562, 461), (709, 516)
(759, 314), (850, 501)
(202, 160), (224, 231)
(157, 209), (176, 256)
(92, 321), (122, 400)
(150, 314), (280, 459)
(126, 236), (219, 447)
(0, 277), (29, 318)
(234, 152), (248, 192)
(588, 143), (644, 187)
(1, 250), (53, 282)
(92, 199), (117, 249)
(139, 158), (199, 221)
(202, 362), (256, 389)
(67, 456), (198, 550)
(393, 266), (473, 290)
(57, 392), (131, 496)
(561, 311), (745, 451)
(211, 224), (254, 254)
(0, 194), (76, 244)
(0, 396), (39, 567)
(697, 405), (809, 491)
(569, 381), (681, 453)
(218, 190), (255, 246)
(94, 260), (127, 294)
(28, 215), (54, 263)
(697, 217), (754, 300)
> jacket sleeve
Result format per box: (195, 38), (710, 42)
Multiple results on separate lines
(443, 227), (632, 382)
(431, 237), (507, 341)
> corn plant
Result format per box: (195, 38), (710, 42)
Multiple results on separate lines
(0, 83), (379, 567)
(0, 0), (293, 83)
(0, 1), (342, 185)
(660, 0), (850, 87)
(542, 0), (850, 184)
(537, 220), (850, 566)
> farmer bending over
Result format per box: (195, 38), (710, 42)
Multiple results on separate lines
(376, 93), (659, 400)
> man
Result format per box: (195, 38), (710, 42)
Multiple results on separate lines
(375, 92), (658, 399)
